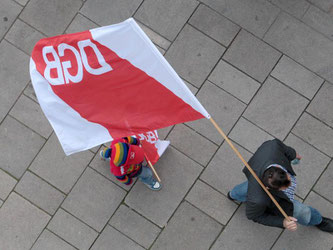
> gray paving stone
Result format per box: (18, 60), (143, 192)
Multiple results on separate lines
(201, 140), (252, 195)
(165, 25), (225, 88)
(293, 113), (333, 157)
(0, 0), (22, 40)
(152, 201), (222, 250)
(32, 230), (76, 250)
(208, 60), (261, 104)
(272, 193), (333, 250)
(186, 81), (246, 145)
(89, 147), (132, 191)
(30, 134), (93, 193)
(110, 205), (161, 249)
(307, 82), (333, 127)
(229, 117), (274, 153)
(91, 225), (144, 250)
(0, 116), (45, 179)
(80, 0), (142, 27)
(14, 0), (29, 6)
(62, 167), (126, 232)
(20, 0), (82, 36)
(264, 12), (333, 83)
(137, 21), (171, 50)
(189, 4), (240, 47)
(303, 5), (333, 40)
(47, 209), (98, 250)
(0, 169), (17, 200)
(271, 56), (324, 100)
(0, 193), (50, 250)
(186, 180), (238, 225)
(211, 204), (282, 250)
(305, 191), (333, 219)
(65, 13), (99, 34)
(0, 200), (3, 207)
(157, 126), (174, 140)
(15, 171), (65, 215)
(24, 82), (38, 103)
(5, 19), (45, 55)
(125, 147), (202, 227)
(284, 134), (330, 199)
(244, 77), (308, 139)
(308, 0), (333, 12)
(201, 0), (279, 38)
(10, 95), (53, 138)
(223, 30), (281, 83)
(167, 124), (218, 166)
(135, 0), (198, 41)
(314, 161), (333, 203)
(269, 0), (310, 19)
(0, 40), (30, 123)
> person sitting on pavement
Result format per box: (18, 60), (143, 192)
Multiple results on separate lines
(227, 138), (333, 233)
(100, 136), (161, 191)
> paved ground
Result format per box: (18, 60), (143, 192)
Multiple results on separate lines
(1, 0), (333, 249)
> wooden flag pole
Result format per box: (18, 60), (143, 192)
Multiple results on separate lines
(209, 117), (290, 221)
(143, 152), (161, 183)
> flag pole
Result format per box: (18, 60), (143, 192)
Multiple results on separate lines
(209, 117), (290, 221)
(143, 152), (161, 183)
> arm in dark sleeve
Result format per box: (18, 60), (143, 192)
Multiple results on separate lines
(246, 201), (284, 228)
(115, 174), (133, 185)
(275, 139), (296, 162)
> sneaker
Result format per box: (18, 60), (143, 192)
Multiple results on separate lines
(227, 191), (235, 201)
(316, 217), (333, 232)
(143, 180), (162, 191)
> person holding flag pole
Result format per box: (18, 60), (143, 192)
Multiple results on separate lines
(211, 120), (333, 233)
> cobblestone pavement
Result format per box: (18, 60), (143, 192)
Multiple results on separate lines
(1, 0), (333, 249)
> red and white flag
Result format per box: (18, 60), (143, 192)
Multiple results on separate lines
(137, 131), (169, 165)
(30, 18), (210, 155)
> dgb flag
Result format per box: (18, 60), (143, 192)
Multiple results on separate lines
(30, 18), (210, 155)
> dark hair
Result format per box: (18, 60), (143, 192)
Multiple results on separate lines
(262, 167), (290, 190)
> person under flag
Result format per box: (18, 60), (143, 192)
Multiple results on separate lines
(100, 136), (161, 191)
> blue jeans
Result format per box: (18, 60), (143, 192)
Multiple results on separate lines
(230, 181), (322, 226)
(138, 166), (156, 186)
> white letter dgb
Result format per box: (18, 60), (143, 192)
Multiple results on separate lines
(42, 39), (112, 85)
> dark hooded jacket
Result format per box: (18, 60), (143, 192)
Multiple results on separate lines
(243, 139), (297, 228)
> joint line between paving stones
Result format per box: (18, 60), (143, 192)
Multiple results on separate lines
(208, 204), (244, 250)
(88, 165), (165, 248)
(199, 2), (243, 37)
(29, 229), (79, 250)
(301, 3), (311, 19)
(263, 9), (282, 39)
(269, 75), (312, 101)
(0, 0), (27, 45)
(304, 158), (333, 203)
(262, 10), (333, 83)
(10, 191), (79, 250)
(152, 145), (230, 246)
(8, 113), (49, 140)
(110, 225), (148, 250)
(30, 154), (97, 249)
(184, 199), (225, 227)
(109, 203), (164, 248)
(187, 22), (228, 48)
